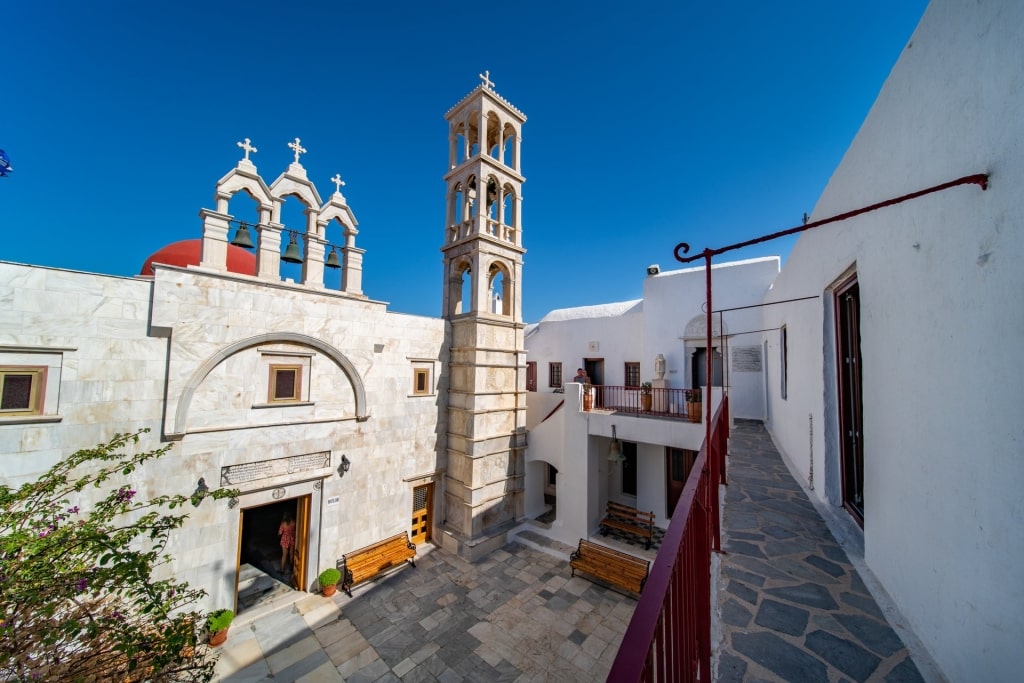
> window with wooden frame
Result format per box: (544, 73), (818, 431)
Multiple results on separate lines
(413, 368), (430, 395)
(0, 366), (47, 416)
(268, 364), (302, 403)
(624, 362), (641, 388)
(548, 362), (563, 388)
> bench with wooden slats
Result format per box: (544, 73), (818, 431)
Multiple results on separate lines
(600, 500), (656, 549)
(569, 539), (650, 594)
(339, 532), (417, 597)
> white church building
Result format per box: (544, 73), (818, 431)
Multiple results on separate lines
(0, 78), (534, 612)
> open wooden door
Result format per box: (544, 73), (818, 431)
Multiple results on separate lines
(292, 495), (311, 590)
(411, 483), (433, 545)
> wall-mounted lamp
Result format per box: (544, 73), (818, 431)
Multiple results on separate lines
(608, 426), (625, 463)
(337, 454), (351, 478)
(191, 477), (210, 507)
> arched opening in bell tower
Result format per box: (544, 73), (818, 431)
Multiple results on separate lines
(449, 259), (473, 315)
(488, 262), (511, 317)
(501, 123), (518, 170)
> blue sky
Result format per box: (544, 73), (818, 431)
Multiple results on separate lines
(2, 1), (929, 323)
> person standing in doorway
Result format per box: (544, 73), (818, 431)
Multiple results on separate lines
(574, 368), (589, 383)
(278, 512), (295, 573)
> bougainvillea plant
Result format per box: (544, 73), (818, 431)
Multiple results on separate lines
(0, 429), (236, 682)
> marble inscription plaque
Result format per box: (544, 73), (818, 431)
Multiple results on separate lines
(732, 346), (762, 372)
(221, 451), (331, 485)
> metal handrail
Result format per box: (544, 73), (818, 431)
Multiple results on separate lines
(606, 396), (728, 682)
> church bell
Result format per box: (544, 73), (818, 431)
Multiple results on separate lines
(230, 222), (255, 249)
(281, 234), (304, 263)
(325, 246), (341, 269)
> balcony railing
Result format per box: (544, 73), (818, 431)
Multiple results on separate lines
(587, 385), (702, 422)
(606, 396), (728, 682)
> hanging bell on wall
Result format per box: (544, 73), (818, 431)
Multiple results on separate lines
(281, 234), (304, 263)
(230, 222), (255, 249)
(325, 246), (341, 269)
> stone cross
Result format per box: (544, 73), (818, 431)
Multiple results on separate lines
(237, 138), (258, 161)
(288, 138), (307, 163)
(479, 70), (494, 90)
(331, 174), (346, 194)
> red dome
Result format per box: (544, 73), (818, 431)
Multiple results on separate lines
(139, 239), (257, 277)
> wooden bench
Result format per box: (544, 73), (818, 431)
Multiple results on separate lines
(600, 501), (656, 549)
(569, 539), (650, 594)
(340, 532), (417, 597)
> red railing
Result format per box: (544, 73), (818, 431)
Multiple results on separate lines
(589, 385), (702, 422)
(607, 396), (729, 683)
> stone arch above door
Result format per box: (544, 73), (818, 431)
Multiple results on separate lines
(683, 313), (727, 341)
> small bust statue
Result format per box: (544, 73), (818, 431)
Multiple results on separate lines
(654, 354), (666, 380)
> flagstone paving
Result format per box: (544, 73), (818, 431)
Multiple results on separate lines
(214, 418), (935, 683)
(213, 541), (635, 682)
(714, 420), (926, 683)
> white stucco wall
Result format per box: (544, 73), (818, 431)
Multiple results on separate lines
(762, 1), (1024, 679)
(642, 258), (778, 419)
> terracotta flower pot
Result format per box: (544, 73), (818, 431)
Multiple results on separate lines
(209, 628), (229, 647)
(322, 583), (337, 597)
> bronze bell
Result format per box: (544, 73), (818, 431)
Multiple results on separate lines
(281, 234), (304, 263)
(230, 223), (255, 249)
(325, 247), (341, 269)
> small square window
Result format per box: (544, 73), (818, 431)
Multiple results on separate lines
(269, 365), (302, 403)
(413, 368), (430, 395)
(0, 367), (46, 416)
(549, 362), (562, 388)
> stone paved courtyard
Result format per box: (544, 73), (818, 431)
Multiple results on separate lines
(214, 418), (936, 683)
(214, 542), (635, 682)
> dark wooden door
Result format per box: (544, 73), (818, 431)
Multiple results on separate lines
(666, 447), (697, 517)
(836, 276), (864, 525)
(526, 362), (537, 392)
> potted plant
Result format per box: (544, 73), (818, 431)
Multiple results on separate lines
(685, 389), (702, 422)
(319, 567), (342, 597)
(206, 609), (234, 647)
(640, 382), (653, 412)
(582, 382), (594, 411)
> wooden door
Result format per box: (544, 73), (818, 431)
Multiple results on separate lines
(666, 447), (697, 517)
(836, 276), (865, 525)
(526, 361), (537, 392)
(411, 483), (433, 545)
(292, 495), (310, 590)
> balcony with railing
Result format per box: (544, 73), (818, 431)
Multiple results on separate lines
(584, 385), (705, 423)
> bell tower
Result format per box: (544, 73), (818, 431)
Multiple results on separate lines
(440, 72), (527, 560)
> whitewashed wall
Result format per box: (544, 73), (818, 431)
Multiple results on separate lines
(642, 258), (779, 419)
(762, 0), (1024, 679)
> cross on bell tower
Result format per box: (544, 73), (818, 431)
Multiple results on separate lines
(439, 74), (528, 560)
